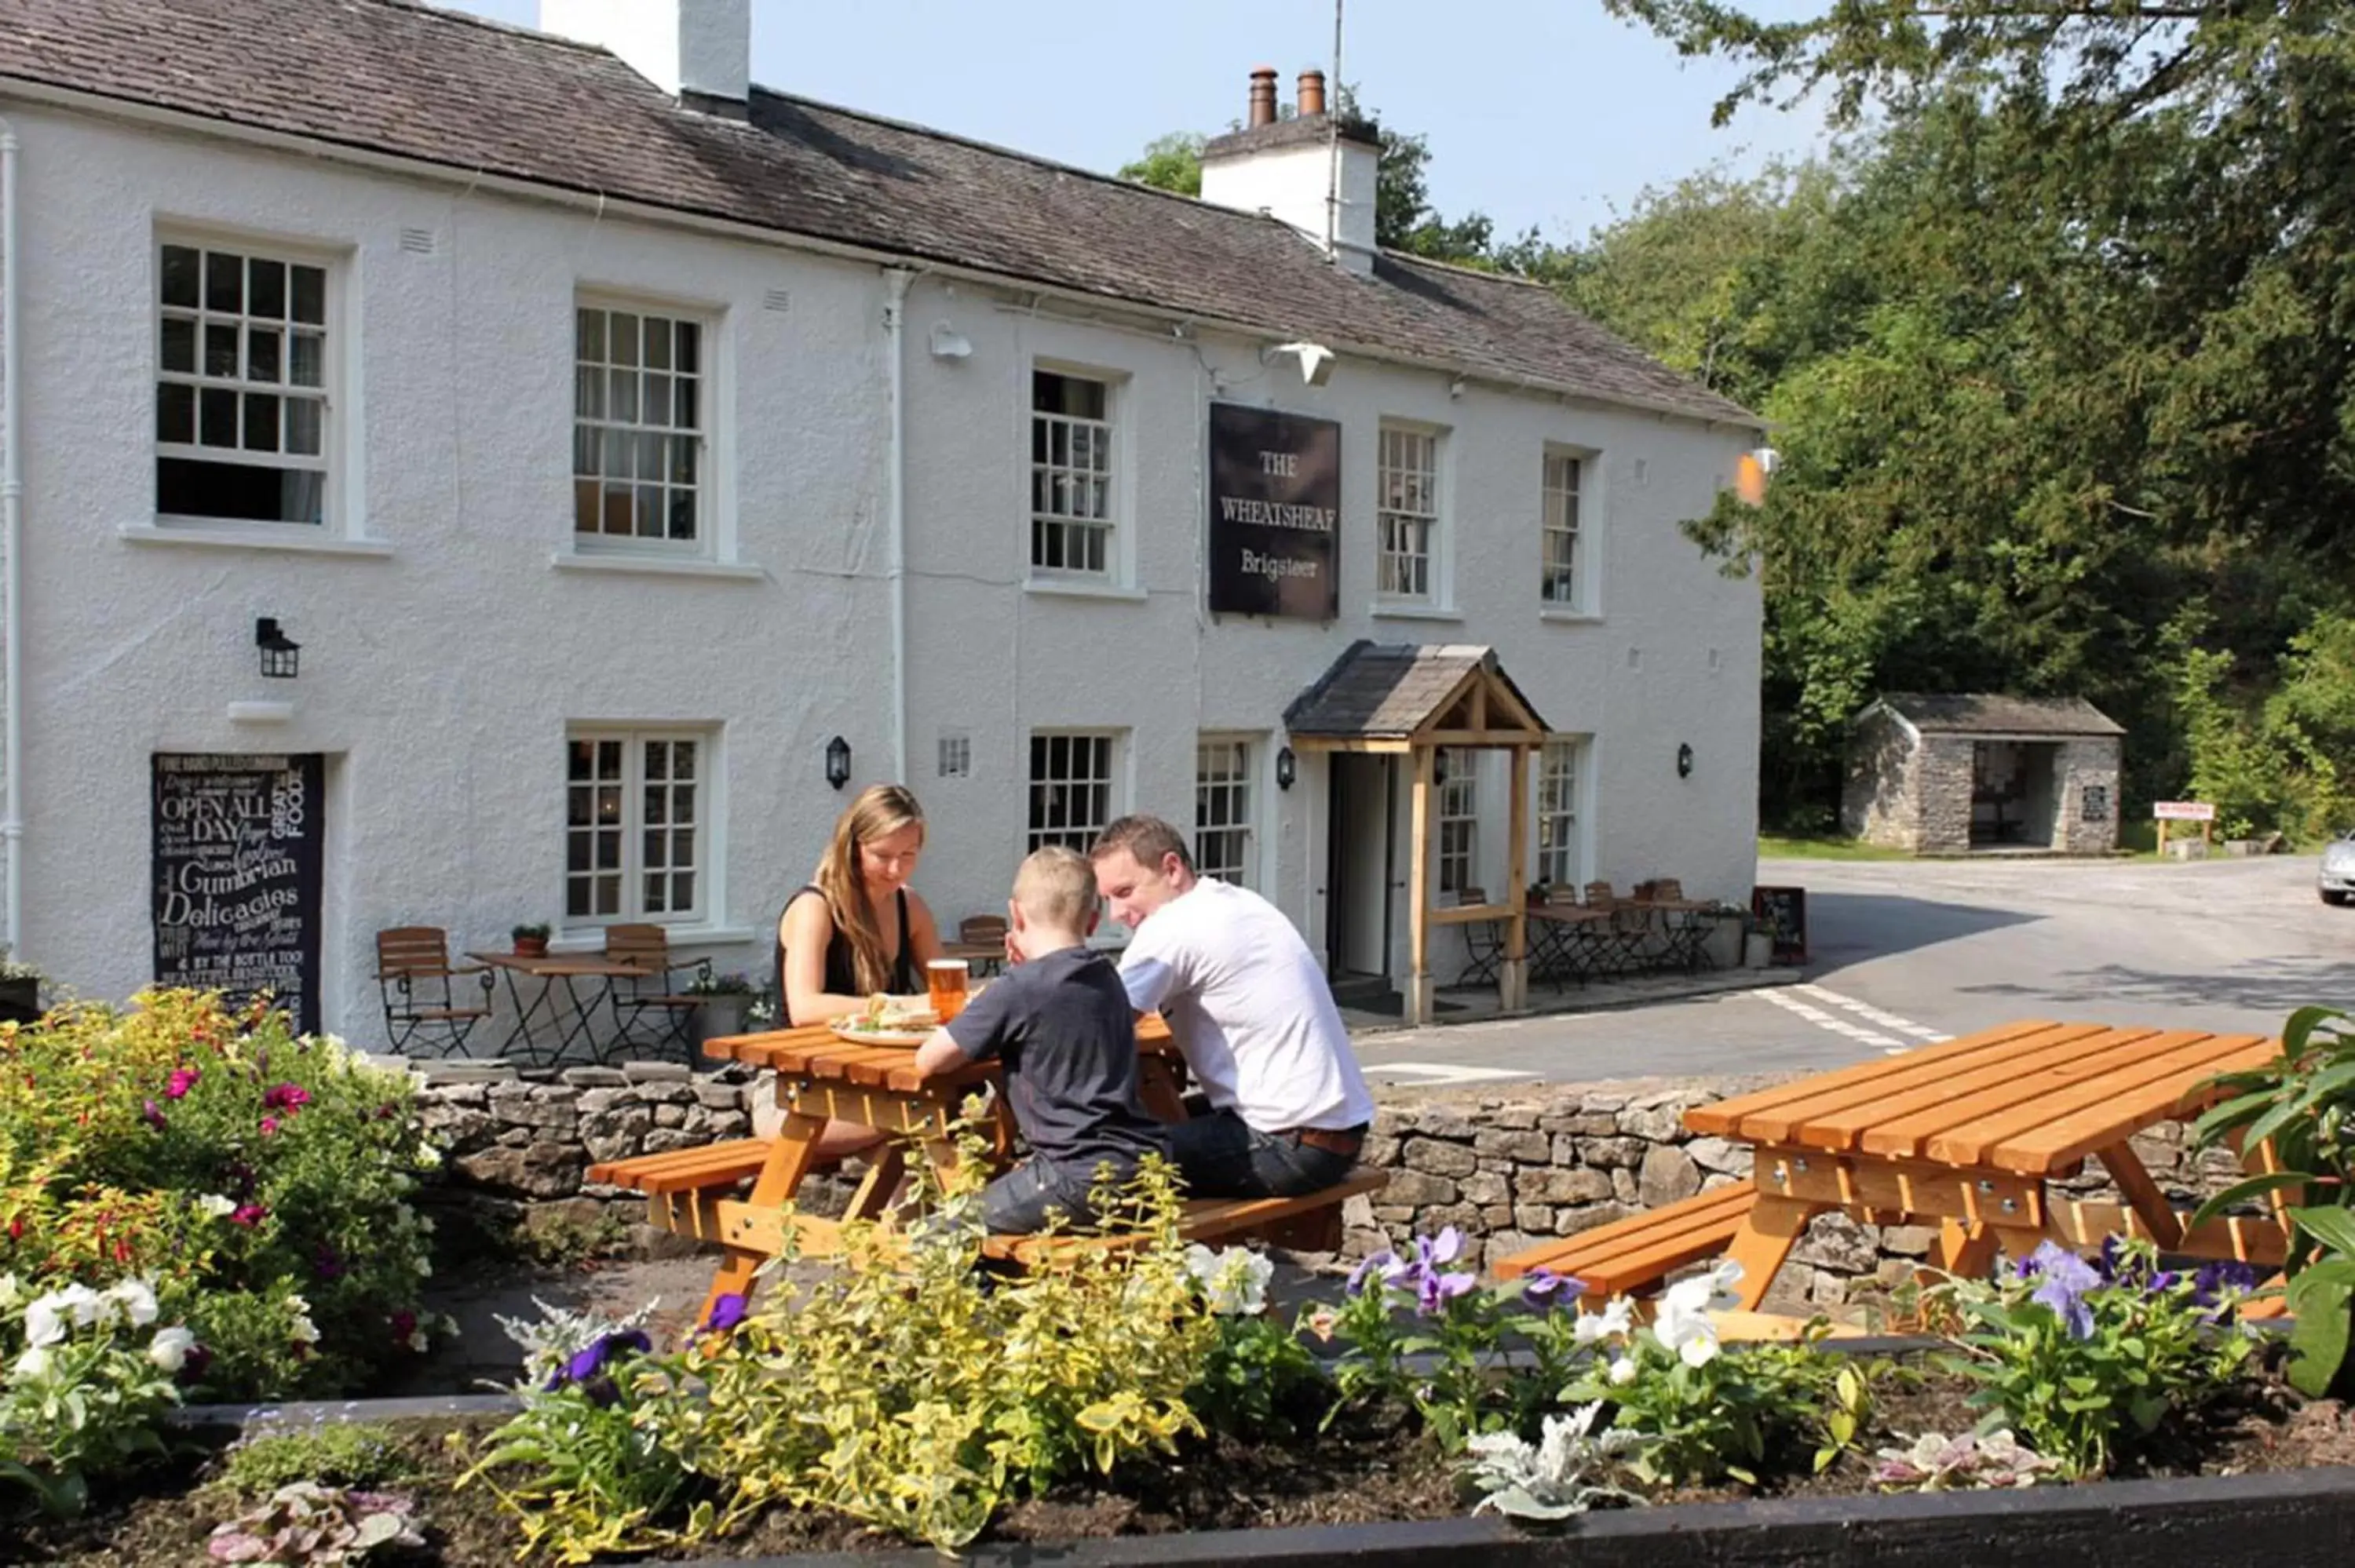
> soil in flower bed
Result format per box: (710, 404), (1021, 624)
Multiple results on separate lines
(12, 1359), (2355, 1566)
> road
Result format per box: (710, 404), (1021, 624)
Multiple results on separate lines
(1349, 853), (2350, 1089)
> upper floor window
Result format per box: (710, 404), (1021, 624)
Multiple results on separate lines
(1194, 737), (1257, 890)
(565, 729), (710, 926)
(575, 304), (706, 549)
(1031, 370), (1115, 576)
(155, 240), (330, 525)
(1543, 450), (1584, 607)
(1378, 423), (1440, 601)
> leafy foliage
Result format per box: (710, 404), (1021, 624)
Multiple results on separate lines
(1929, 1238), (2256, 1477)
(0, 1275), (186, 1514)
(1871, 1428), (2059, 1492)
(1460, 1401), (1648, 1519)
(205, 1481), (425, 1565)
(215, 1423), (414, 1497)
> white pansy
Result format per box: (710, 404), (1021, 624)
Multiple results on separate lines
(1653, 1260), (1744, 1369)
(197, 1194), (237, 1218)
(22, 1293), (69, 1349)
(1571, 1296), (1634, 1346)
(415, 1144), (442, 1170)
(107, 1278), (160, 1328)
(56, 1282), (108, 1329)
(283, 1293), (309, 1316)
(1184, 1244), (1274, 1316)
(415, 1257), (432, 1280)
(289, 1314), (321, 1346)
(417, 1216), (436, 1236)
(1607, 1354), (1638, 1386)
(406, 1326), (430, 1354)
(11, 1344), (51, 1380)
(148, 1325), (197, 1373)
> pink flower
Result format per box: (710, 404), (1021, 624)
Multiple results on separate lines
(258, 1117), (279, 1138)
(142, 1099), (168, 1131)
(230, 1203), (268, 1227)
(260, 1083), (311, 1113)
(164, 1068), (200, 1099)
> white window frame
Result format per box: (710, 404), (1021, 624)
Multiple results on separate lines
(1534, 738), (1586, 889)
(1028, 366), (1120, 582)
(1436, 746), (1478, 898)
(564, 727), (714, 929)
(1542, 447), (1586, 610)
(1026, 730), (1121, 856)
(572, 297), (714, 556)
(1377, 421), (1447, 605)
(1193, 735), (1258, 891)
(154, 232), (343, 531)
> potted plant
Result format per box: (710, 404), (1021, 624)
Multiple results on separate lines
(1741, 910), (1776, 969)
(0, 946), (42, 1025)
(688, 971), (755, 1046)
(511, 923), (552, 958)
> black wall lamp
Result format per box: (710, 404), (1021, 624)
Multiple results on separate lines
(255, 618), (301, 680)
(1677, 742), (1695, 779)
(1276, 746), (1297, 791)
(824, 735), (852, 791)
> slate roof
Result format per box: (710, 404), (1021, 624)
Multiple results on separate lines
(1284, 641), (1549, 740)
(1875, 694), (2126, 738)
(0, 0), (1758, 427)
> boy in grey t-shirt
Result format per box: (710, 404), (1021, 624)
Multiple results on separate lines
(913, 847), (1167, 1232)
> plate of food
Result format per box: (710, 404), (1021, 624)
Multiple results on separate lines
(827, 994), (939, 1047)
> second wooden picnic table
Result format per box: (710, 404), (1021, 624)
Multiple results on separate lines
(1501, 1019), (2297, 1323)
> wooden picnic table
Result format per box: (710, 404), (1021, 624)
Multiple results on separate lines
(1687, 1019), (2293, 1311)
(620, 1016), (1185, 1318)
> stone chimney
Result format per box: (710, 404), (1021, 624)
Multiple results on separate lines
(1199, 67), (1381, 278)
(539, 1), (750, 106)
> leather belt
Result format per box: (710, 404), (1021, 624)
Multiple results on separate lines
(1284, 1123), (1368, 1158)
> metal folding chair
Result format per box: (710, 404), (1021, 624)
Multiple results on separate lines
(1455, 888), (1505, 986)
(374, 927), (494, 1057)
(603, 924), (713, 1059)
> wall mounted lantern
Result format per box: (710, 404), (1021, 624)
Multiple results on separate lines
(1275, 746), (1297, 791)
(1676, 742), (1695, 779)
(824, 735), (852, 791)
(255, 618), (301, 680)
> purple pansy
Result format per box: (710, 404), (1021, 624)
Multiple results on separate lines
(1347, 1249), (1407, 1297)
(142, 1099), (168, 1131)
(549, 1329), (654, 1393)
(2024, 1241), (2101, 1340)
(1519, 1267), (1587, 1307)
(704, 1293), (749, 1334)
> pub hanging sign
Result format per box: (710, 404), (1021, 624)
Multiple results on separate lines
(1207, 403), (1341, 620)
(152, 753), (325, 1035)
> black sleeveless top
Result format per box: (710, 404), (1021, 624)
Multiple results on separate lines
(775, 884), (917, 1026)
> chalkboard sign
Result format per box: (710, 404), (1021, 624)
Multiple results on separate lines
(1751, 884), (1808, 967)
(152, 753), (324, 1034)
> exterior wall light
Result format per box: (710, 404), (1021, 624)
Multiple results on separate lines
(255, 617), (301, 679)
(1276, 746), (1297, 791)
(824, 735), (852, 791)
(1677, 742), (1695, 779)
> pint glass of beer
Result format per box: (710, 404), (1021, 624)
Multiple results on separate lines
(926, 958), (970, 1023)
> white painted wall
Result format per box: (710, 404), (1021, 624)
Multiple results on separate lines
(1, 99), (1759, 1044)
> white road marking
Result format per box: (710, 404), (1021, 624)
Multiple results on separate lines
(1359, 1060), (1539, 1086)
(1752, 985), (1951, 1056)
(1794, 984), (1953, 1043)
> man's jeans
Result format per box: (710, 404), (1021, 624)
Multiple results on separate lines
(1167, 1108), (1357, 1199)
(980, 1156), (1137, 1234)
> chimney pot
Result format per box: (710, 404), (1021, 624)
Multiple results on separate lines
(1247, 66), (1280, 128)
(1297, 70), (1327, 117)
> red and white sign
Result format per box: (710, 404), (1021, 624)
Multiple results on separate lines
(2153, 800), (2218, 822)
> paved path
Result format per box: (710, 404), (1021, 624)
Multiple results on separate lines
(1349, 853), (2343, 1087)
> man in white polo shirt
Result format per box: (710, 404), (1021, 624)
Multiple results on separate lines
(1089, 815), (1376, 1198)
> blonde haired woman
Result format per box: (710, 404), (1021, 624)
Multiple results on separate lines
(773, 783), (945, 1160)
(776, 782), (944, 1026)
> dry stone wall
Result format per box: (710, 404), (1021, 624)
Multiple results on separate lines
(413, 1067), (2243, 1315)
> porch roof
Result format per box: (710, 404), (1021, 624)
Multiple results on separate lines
(1283, 641), (1549, 749)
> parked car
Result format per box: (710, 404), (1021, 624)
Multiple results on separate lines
(2321, 832), (2355, 905)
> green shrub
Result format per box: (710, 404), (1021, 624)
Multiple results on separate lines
(216, 1421), (414, 1496)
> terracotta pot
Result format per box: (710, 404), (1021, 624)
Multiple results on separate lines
(513, 935), (549, 958)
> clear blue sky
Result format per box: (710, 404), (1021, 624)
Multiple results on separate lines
(442, 0), (1828, 241)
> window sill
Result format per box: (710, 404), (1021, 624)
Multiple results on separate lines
(122, 523), (395, 558)
(552, 552), (768, 582)
(1370, 602), (1464, 623)
(548, 923), (760, 956)
(1024, 578), (1148, 603)
(1539, 608), (1605, 625)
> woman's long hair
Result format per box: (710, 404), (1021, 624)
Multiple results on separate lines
(812, 784), (926, 994)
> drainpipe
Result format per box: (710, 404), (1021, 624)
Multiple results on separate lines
(882, 268), (915, 783)
(2, 118), (22, 954)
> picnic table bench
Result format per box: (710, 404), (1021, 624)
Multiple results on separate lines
(589, 1016), (1386, 1319)
(1497, 1019), (2294, 1326)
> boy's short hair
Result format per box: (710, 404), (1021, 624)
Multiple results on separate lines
(1013, 844), (1098, 928)
(1089, 814), (1194, 875)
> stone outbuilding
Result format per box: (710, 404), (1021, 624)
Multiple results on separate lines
(1843, 695), (2124, 855)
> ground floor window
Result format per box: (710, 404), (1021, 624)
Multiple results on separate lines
(1536, 739), (1583, 888)
(1027, 732), (1118, 855)
(1437, 747), (1477, 897)
(565, 730), (710, 925)
(1194, 736), (1256, 888)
